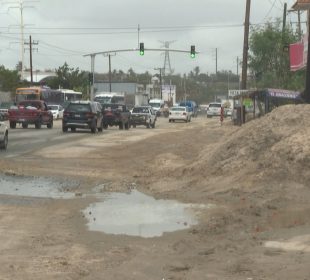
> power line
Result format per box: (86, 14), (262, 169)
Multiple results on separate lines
(263, 0), (278, 21)
(39, 40), (85, 55)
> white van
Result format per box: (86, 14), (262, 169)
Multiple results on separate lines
(148, 99), (164, 115)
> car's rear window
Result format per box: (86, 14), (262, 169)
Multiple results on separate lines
(171, 107), (185, 111)
(103, 104), (124, 111)
(48, 105), (59, 110)
(132, 107), (149, 113)
(179, 102), (192, 107)
(209, 103), (221, 108)
(67, 103), (91, 112)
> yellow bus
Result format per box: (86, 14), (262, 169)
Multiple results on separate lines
(15, 86), (82, 105)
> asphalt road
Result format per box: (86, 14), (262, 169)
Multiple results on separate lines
(2, 115), (213, 159)
(2, 120), (106, 158)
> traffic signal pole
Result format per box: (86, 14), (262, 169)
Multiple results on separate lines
(84, 46), (198, 100)
(90, 55), (95, 101)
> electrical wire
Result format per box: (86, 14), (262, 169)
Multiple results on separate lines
(39, 40), (85, 55)
(263, 0), (278, 21)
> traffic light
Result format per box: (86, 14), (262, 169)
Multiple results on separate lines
(139, 42), (144, 56)
(190, 45), (196, 58)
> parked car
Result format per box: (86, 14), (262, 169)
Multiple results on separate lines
(0, 113), (8, 150)
(62, 100), (103, 133)
(168, 106), (191, 123)
(131, 106), (156, 128)
(0, 102), (14, 120)
(48, 104), (64, 119)
(179, 100), (198, 117)
(207, 102), (222, 118)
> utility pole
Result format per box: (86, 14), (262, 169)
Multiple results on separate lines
(241, 0), (251, 90)
(103, 53), (116, 93)
(298, 10), (302, 40)
(237, 56), (239, 76)
(137, 24), (140, 48)
(154, 68), (163, 99)
(215, 48), (218, 75)
(24, 35), (38, 83)
(282, 2), (287, 40)
(109, 54), (112, 92)
(6, 0), (37, 80)
(90, 55), (95, 101)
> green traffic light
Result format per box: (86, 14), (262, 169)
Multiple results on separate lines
(139, 42), (144, 56)
(190, 45), (196, 58)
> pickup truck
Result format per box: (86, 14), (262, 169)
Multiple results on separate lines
(102, 103), (131, 130)
(8, 100), (53, 129)
(131, 106), (156, 128)
(0, 113), (8, 150)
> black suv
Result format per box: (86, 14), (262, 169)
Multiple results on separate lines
(62, 101), (103, 133)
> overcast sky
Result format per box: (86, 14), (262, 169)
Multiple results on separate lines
(0, 0), (305, 76)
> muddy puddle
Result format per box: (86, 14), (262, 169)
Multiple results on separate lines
(83, 190), (202, 238)
(0, 174), (75, 199)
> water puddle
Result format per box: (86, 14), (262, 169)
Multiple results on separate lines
(0, 174), (75, 199)
(83, 190), (201, 238)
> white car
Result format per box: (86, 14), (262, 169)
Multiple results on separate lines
(0, 113), (8, 150)
(169, 106), (191, 123)
(207, 102), (222, 118)
(48, 104), (64, 119)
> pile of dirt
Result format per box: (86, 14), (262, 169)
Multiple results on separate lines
(190, 104), (310, 184)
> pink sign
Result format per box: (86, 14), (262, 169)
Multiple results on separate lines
(290, 34), (308, 71)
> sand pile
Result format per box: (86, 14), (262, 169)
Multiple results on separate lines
(193, 104), (310, 184)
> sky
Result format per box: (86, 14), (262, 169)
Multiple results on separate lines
(0, 0), (305, 76)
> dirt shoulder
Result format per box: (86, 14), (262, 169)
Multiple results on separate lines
(1, 108), (310, 280)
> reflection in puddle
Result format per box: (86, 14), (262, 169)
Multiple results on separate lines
(83, 190), (199, 238)
(0, 175), (75, 199)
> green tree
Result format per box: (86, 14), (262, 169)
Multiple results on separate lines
(248, 20), (305, 90)
(0, 65), (22, 92)
(46, 62), (88, 94)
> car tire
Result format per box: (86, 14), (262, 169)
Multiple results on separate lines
(151, 122), (155, 128)
(35, 118), (42, 129)
(47, 120), (53, 129)
(98, 121), (103, 132)
(9, 122), (16, 129)
(0, 133), (8, 150)
(119, 122), (124, 130)
(125, 121), (130, 130)
(22, 123), (28, 129)
(71, 127), (76, 132)
(62, 126), (68, 133)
